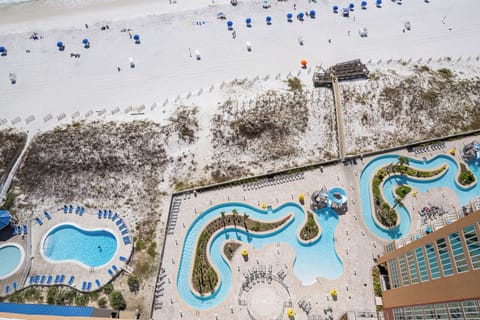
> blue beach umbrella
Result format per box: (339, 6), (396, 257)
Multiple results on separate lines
(287, 13), (293, 22)
(298, 12), (304, 20)
(0, 46), (5, 52)
(309, 10), (316, 18)
(227, 20), (233, 29)
(361, 1), (367, 9)
(133, 34), (140, 41)
(245, 17), (252, 27)
(82, 38), (89, 44)
(266, 16), (272, 24)
(349, 3), (355, 10)
(56, 41), (63, 47)
(333, 5), (339, 13)
(0, 210), (11, 230)
(376, 0), (382, 7)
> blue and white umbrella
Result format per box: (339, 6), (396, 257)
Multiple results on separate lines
(0, 210), (11, 230)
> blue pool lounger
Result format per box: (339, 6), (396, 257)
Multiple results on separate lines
(119, 224), (126, 230)
(44, 211), (52, 220)
(46, 276), (53, 284)
(82, 281), (87, 291)
(17, 226), (22, 235)
(98, 210), (102, 219)
(34, 275), (40, 283)
(79, 207), (84, 216)
(69, 205), (73, 213)
(87, 282), (92, 291)
(95, 279), (101, 287)
(68, 276), (75, 285)
(108, 210), (112, 219)
(35, 217), (43, 225)
(121, 229), (129, 235)
(112, 265), (118, 272)
(23, 225), (28, 234)
(119, 256), (127, 262)
(108, 269), (114, 276)
(54, 275), (60, 283)
(115, 219), (123, 226)
(29, 276), (35, 284)
(111, 213), (118, 221)
(40, 275), (46, 284)
(13, 282), (17, 290)
(12, 226), (17, 236)
(63, 205), (68, 213)
(103, 210), (108, 219)
(5, 286), (10, 294)
(60, 275), (65, 283)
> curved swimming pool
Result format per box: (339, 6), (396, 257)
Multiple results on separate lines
(0, 243), (25, 279)
(177, 201), (343, 310)
(360, 154), (480, 240)
(42, 223), (117, 268)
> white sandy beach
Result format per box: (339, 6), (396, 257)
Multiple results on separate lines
(1, 0), (479, 134)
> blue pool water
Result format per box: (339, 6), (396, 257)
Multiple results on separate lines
(0, 245), (23, 278)
(177, 201), (343, 310)
(360, 154), (480, 240)
(43, 224), (117, 267)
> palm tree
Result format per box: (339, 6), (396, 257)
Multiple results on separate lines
(220, 211), (226, 228)
(243, 213), (249, 231)
(393, 197), (404, 208)
(232, 209), (238, 226)
(397, 155), (410, 167)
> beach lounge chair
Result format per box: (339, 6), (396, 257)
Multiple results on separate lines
(108, 269), (114, 276)
(98, 210), (102, 219)
(54, 275), (60, 283)
(82, 281), (87, 291)
(13, 282), (17, 291)
(12, 225), (17, 236)
(103, 209), (108, 219)
(44, 212), (52, 220)
(119, 256), (127, 262)
(116, 218), (123, 226)
(29, 276), (35, 284)
(112, 265), (119, 273)
(121, 229), (129, 235)
(34, 275), (40, 283)
(79, 207), (84, 216)
(46, 276), (53, 284)
(5, 285), (10, 294)
(87, 282), (91, 291)
(69, 205), (73, 213)
(64, 205), (68, 213)
(108, 210), (112, 219)
(111, 213), (118, 221)
(40, 275), (46, 284)
(17, 225), (22, 235)
(36, 217), (43, 225)
(23, 225), (28, 235)
(60, 275), (65, 283)
(123, 236), (131, 245)
(95, 279), (101, 287)
(119, 223), (126, 230)
(68, 276), (75, 285)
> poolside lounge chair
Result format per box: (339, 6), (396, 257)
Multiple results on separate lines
(95, 279), (101, 287)
(34, 275), (40, 283)
(40, 275), (46, 284)
(64, 205), (68, 213)
(29, 276), (35, 284)
(82, 281), (87, 291)
(112, 265), (119, 273)
(12, 225), (17, 236)
(35, 217), (43, 225)
(23, 225), (28, 234)
(123, 236), (131, 245)
(116, 218), (123, 226)
(54, 275), (60, 283)
(98, 210), (102, 219)
(44, 212), (52, 220)
(68, 276), (75, 285)
(46, 276), (53, 284)
(60, 275), (65, 283)
(119, 223), (126, 230)
(119, 256), (127, 262)
(103, 210), (108, 219)
(79, 207), (84, 216)
(108, 210), (112, 219)
(69, 205), (73, 213)
(13, 282), (17, 291)
(111, 213), (118, 221)
(17, 225), (22, 235)
(87, 282), (91, 291)
(5, 286), (10, 294)
(108, 269), (114, 276)
(121, 229), (129, 235)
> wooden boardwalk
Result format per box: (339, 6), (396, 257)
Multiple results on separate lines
(332, 76), (345, 161)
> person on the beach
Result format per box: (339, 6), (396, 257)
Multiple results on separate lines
(117, 66), (121, 72)
(232, 31), (236, 39)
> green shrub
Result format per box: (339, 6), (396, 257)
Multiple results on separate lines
(437, 68), (453, 79)
(109, 291), (126, 310)
(75, 294), (89, 306)
(395, 185), (412, 198)
(7, 292), (24, 303)
(97, 297), (108, 308)
(147, 242), (157, 258)
(127, 275), (140, 293)
(102, 283), (114, 295)
(286, 77), (302, 91)
(0, 191), (16, 210)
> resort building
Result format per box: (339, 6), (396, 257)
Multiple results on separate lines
(376, 210), (480, 319)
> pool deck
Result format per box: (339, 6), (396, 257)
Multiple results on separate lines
(154, 135), (479, 319)
(25, 207), (133, 292)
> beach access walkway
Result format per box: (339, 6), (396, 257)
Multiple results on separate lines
(332, 76), (345, 161)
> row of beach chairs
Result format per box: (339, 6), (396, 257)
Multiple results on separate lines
(298, 298), (312, 314)
(29, 274), (73, 286)
(12, 224), (28, 236)
(63, 204), (85, 215)
(1, 282), (18, 295)
(242, 172), (305, 191)
(413, 143), (445, 155)
(167, 198), (181, 235)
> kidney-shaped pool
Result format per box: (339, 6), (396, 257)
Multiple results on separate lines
(42, 223), (117, 268)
